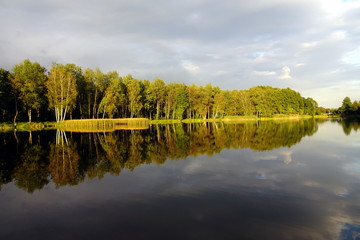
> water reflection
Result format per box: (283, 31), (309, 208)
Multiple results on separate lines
(0, 119), (359, 239)
(50, 131), (80, 187)
(0, 119), (319, 192)
(338, 118), (360, 135)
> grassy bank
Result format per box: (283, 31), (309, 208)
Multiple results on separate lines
(150, 119), (182, 124)
(59, 118), (149, 132)
(0, 115), (340, 132)
(181, 115), (317, 123)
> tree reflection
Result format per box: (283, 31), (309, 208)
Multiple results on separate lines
(97, 132), (127, 176)
(13, 144), (48, 193)
(48, 130), (80, 187)
(0, 119), (321, 192)
(339, 119), (360, 135)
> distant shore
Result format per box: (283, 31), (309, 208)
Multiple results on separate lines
(0, 115), (343, 132)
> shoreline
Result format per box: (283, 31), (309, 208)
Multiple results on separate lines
(0, 115), (341, 132)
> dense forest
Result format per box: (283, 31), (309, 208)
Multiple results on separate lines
(339, 96), (360, 116)
(0, 59), (322, 123)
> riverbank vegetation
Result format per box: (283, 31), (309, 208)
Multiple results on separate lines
(1, 59), (326, 124)
(338, 97), (360, 118)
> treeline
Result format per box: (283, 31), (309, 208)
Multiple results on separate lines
(0, 119), (319, 192)
(339, 97), (360, 116)
(0, 59), (320, 123)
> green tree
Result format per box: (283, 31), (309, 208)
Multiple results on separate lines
(46, 64), (78, 122)
(0, 68), (14, 121)
(99, 75), (125, 118)
(249, 86), (269, 117)
(190, 84), (214, 119)
(173, 83), (189, 119)
(304, 97), (317, 116)
(83, 68), (110, 118)
(187, 84), (197, 119)
(351, 100), (359, 113)
(213, 91), (226, 118)
(239, 90), (253, 116)
(148, 78), (166, 120)
(141, 80), (152, 118)
(226, 90), (252, 116)
(126, 77), (143, 118)
(11, 59), (47, 122)
(341, 97), (353, 114)
(164, 83), (177, 119)
(61, 64), (85, 119)
(83, 68), (97, 118)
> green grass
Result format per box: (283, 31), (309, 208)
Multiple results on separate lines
(60, 118), (149, 132)
(156, 115), (320, 124)
(150, 119), (182, 124)
(181, 118), (206, 123)
(0, 114), (340, 132)
(222, 115), (258, 121)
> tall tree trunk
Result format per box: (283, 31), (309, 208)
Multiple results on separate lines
(13, 99), (18, 125)
(28, 109), (32, 123)
(28, 131), (32, 144)
(88, 94), (91, 118)
(156, 101), (160, 120)
(97, 104), (102, 119)
(93, 89), (98, 119)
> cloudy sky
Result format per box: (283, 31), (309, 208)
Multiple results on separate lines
(1, 0), (359, 107)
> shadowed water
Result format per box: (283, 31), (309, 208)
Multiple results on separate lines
(0, 119), (359, 239)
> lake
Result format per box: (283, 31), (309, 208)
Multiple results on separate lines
(0, 119), (359, 240)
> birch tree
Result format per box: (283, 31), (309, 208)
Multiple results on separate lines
(46, 64), (78, 122)
(11, 59), (47, 122)
(126, 78), (142, 118)
(98, 76), (125, 118)
(148, 78), (166, 120)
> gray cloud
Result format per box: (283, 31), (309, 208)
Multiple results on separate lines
(1, 0), (360, 107)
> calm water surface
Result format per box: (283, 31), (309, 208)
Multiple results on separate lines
(0, 119), (359, 240)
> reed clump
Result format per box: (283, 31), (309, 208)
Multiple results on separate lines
(60, 118), (149, 132)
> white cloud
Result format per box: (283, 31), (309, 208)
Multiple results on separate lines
(255, 150), (293, 164)
(181, 60), (199, 73)
(301, 41), (319, 49)
(331, 30), (347, 40)
(252, 70), (277, 76)
(215, 70), (229, 76)
(279, 66), (292, 80)
(0, 0), (359, 107)
(342, 47), (360, 66)
(184, 160), (203, 174)
(280, 150), (293, 164)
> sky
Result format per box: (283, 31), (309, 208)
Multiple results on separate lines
(0, 0), (359, 108)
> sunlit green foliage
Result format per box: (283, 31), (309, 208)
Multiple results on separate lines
(125, 76), (143, 118)
(99, 74), (124, 118)
(339, 96), (360, 117)
(46, 64), (78, 122)
(1, 59), (325, 122)
(148, 78), (166, 120)
(11, 59), (47, 122)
